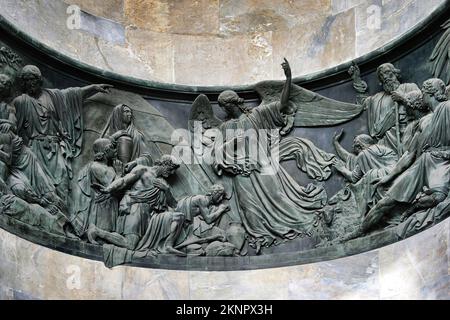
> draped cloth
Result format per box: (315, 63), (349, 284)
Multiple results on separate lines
(389, 101), (450, 203)
(13, 88), (84, 196)
(279, 137), (335, 181)
(212, 102), (327, 248)
(70, 163), (119, 237)
(366, 83), (419, 154)
(350, 145), (398, 216)
(106, 105), (153, 164)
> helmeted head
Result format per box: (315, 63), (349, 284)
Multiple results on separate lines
(353, 134), (375, 155)
(207, 184), (227, 205)
(93, 138), (117, 162)
(19, 65), (43, 97)
(421, 78), (448, 111)
(0, 74), (12, 99)
(155, 155), (180, 178)
(377, 63), (401, 94)
(218, 90), (247, 119)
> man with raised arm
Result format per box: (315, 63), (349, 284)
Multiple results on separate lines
(13, 65), (112, 201)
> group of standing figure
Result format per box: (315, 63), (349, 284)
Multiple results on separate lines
(330, 63), (450, 242)
(1, 56), (449, 265)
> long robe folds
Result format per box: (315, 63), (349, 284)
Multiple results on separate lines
(389, 101), (450, 203)
(213, 102), (327, 248)
(366, 83), (419, 154)
(13, 88), (84, 198)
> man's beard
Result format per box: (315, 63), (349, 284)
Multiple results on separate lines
(383, 79), (401, 94)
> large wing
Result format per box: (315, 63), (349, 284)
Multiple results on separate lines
(255, 81), (363, 127)
(430, 19), (450, 85)
(188, 94), (222, 132)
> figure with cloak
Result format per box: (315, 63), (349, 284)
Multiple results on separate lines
(101, 103), (154, 169)
(358, 63), (419, 156)
(71, 137), (123, 238)
(0, 73), (67, 216)
(87, 155), (185, 256)
(174, 184), (243, 256)
(13, 65), (112, 202)
(187, 59), (365, 252)
(339, 78), (450, 241)
(332, 132), (397, 216)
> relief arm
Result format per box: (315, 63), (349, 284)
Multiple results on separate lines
(198, 200), (229, 225)
(80, 84), (113, 100)
(379, 150), (416, 185)
(280, 58), (292, 114)
(103, 167), (144, 193)
(332, 130), (351, 163)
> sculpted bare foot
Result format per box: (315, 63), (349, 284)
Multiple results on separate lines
(86, 224), (99, 245)
(165, 246), (187, 257)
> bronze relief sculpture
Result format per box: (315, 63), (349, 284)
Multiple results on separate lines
(0, 15), (449, 270)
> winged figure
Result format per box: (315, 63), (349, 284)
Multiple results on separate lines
(430, 19), (450, 85)
(187, 59), (362, 251)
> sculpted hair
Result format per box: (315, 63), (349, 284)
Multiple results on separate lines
(422, 78), (448, 102)
(355, 134), (376, 149)
(376, 63), (401, 81)
(404, 90), (428, 111)
(207, 184), (226, 196)
(155, 155), (180, 170)
(93, 138), (113, 161)
(19, 65), (42, 80)
(19, 65), (43, 92)
(0, 74), (12, 88)
(218, 90), (240, 107)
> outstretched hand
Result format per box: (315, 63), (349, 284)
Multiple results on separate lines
(333, 129), (344, 142)
(281, 58), (291, 79)
(348, 61), (360, 78)
(95, 84), (113, 94)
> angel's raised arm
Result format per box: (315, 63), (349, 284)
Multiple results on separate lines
(280, 58), (293, 113)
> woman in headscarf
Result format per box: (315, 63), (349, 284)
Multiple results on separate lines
(102, 104), (153, 166)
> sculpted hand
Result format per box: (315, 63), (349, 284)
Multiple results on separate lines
(99, 186), (112, 194)
(348, 62), (360, 78)
(95, 84), (113, 94)
(332, 158), (345, 171)
(124, 161), (137, 173)
(153, 179), (169, 191)
(218, 203), (231, 213)
(0, 123), (12, 133)
(333, 129), (344, 142)
(372, 175), (391, 191)
(391, 91), (405, 104)
(281, 58), (292, 79)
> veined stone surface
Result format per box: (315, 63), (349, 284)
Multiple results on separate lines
(0, 220), (448, 299)
(0, 0), (446, 85)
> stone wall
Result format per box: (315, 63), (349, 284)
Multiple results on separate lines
(0, 220), (448, 300)
(0, 0), (446, 86)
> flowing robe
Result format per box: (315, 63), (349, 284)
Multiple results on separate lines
(389, 101), (450, 203)
(350, 145), (398, 215)
(213, 102), (327, 247)
(130, 178), (184, 253)
(8, 134), (56, 199)
(108, 122), (153, 166)
(366, 83), (419, 154)
(71, 162), (119, 236)
(13, 88), (84, 198)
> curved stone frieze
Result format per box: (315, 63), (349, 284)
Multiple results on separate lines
(0, 6), (449, 271)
